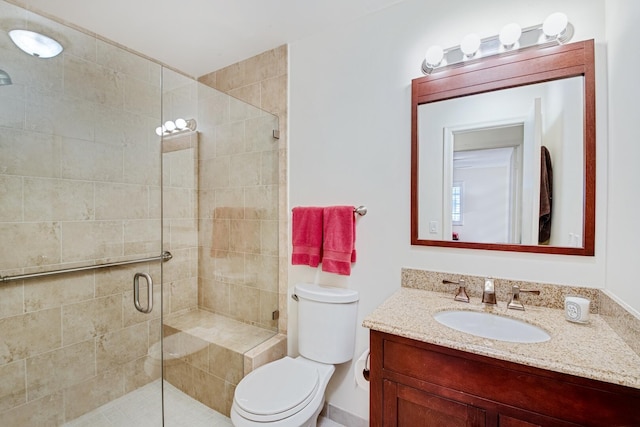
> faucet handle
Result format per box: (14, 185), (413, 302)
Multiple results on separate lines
(442, 279), (470, 303)
(507, 285), (541, 310)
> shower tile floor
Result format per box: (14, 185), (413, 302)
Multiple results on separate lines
(62, 380), (231, 427)
(62, 379), (344, 427)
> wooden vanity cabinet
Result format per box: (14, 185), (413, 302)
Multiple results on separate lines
(370, 330), (640, 427)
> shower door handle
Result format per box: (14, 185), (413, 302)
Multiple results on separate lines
(133, 272), (153, 313)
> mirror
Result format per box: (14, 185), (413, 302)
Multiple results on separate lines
(411, 40), (595, 255)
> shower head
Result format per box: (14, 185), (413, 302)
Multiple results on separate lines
(0, 69), (12, 86)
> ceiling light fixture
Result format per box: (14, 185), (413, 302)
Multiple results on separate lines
(9, 29), (63, 58)
(421, 13), (574, 75)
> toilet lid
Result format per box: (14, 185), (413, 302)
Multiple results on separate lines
(234, 357), (319, 422)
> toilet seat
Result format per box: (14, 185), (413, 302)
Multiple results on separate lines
(233, 357), (320, 422)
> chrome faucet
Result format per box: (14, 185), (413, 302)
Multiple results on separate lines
(507, 285), (541, 310)
(442, 279), (470, 303)
(482, 277), (497, 304)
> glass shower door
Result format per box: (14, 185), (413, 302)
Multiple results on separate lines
(160, 68), (280, 425)
(0, 1), (165, 425)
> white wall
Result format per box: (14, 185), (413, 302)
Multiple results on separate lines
(289, 0), (609, 420)
(605, 0), (640, 315)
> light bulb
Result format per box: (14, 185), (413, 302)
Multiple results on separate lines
(175, 118), (187, 130)
(155, 126), (164, 136)
(164, 120), (176, 132)
(460, 34), (481, 57)
(543, 12), (568, 38)
(425, 45), (444, 68)
(499, 23), (522, 48)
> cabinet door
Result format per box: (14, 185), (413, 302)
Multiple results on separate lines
(384, 380), (486, 427)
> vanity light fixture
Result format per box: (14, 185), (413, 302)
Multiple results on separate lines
(8, 29), (63, 58)
(421, 12), (573, 74)
(499, 23), (522, 49)
(460, 33), (481, 58)
(542, 12), (569, 39)
(424, 45), (445, 68)
(164, 120), (177, 132)
(155, 118), (197, 136)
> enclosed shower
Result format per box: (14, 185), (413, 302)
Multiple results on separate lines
(0, 1), (282, 425)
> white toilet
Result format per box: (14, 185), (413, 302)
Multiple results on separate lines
(231, 283), (359, 427)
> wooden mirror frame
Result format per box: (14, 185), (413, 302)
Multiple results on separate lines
(411, 40), (595, 255)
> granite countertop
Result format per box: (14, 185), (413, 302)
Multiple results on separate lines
(363, 287), (640, 390)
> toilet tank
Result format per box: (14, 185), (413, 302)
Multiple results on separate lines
(295, 283), (359, 364)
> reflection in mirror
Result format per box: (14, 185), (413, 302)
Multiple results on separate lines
(452, 128), (524, 244)
(419, 77), (584, 247)
(411, 40), (595, 255)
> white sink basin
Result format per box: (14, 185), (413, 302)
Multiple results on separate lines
(433, 310), (551, 343)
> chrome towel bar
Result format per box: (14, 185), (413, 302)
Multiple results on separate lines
(291, 205), (367, 216)
(0, 251), (173, 283)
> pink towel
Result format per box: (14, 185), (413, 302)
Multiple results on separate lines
(321, 206), (356, 275)
(291, 207), (324, 267)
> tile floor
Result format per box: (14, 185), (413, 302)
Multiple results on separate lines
(62, 380), (230, 427)
(62, 379), (345, 427)
(317, 416), (346, 427)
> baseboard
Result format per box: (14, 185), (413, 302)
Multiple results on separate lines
(321, 402), (368, 427)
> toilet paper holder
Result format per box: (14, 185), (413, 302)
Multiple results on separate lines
(362, 352), (370, 382)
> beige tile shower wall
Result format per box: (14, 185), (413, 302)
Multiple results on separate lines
(198, 45), (288, 333)
(162, 131), (200, 315)
(0, 1), (164, 423)
(196, 86), (280, 331)
(161, 72), (200, 317)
